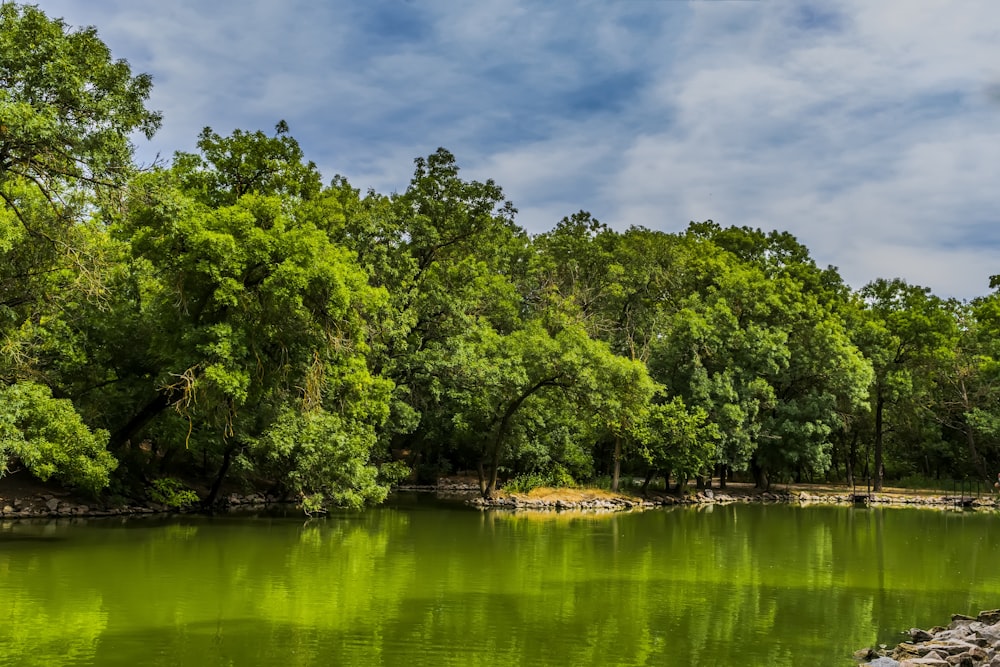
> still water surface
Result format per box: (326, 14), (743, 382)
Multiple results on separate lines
(2, 496), (1000, 666)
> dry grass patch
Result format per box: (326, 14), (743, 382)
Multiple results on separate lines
(515, 487), (627, 502)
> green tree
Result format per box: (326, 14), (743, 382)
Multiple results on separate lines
(649, 225), (872, 489)
(858, 278), (956, 490)
(442, 319), (654, 497)
(105, 126), (393, 506)
(929, 294), (1000, 481)
(649, 246), (783, 484)
(322, 149), (528, 478)
(633, 397), (719, 493)
(0, 3), (160, 201)
(0, 3), (159, 491)
(0, 381), (115, 492)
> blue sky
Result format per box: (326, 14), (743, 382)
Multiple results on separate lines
(32, 0), (1000, 300)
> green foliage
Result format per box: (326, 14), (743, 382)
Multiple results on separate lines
(0, 2), (159, 497)
(503, 465), (576, 493)
(634, 397), (719, 482)
(253, 408), (391, 509)
(0, 382), (115, 492)
(857, 278), (958, 488)
(4, 3), (999, 502)
(148, 477), (199, 509)
(300, 492), (327, 517)
(503, 472), (551, 494)
(104, 126), (396, 505)
(0, 3), (160, 195)
(173, 123), (321, 207)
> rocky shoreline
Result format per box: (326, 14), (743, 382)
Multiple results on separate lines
(0, 491), (293, 520)
(856, 610), (1000, 666)
(1, 480), (998, 520)
(397, 481), (1000, 513)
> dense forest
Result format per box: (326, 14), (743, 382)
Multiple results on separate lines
(2, 5), (999, 509)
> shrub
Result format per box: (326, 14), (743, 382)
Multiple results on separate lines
(300, 492), (327, 517)
(148, 478), (199, 509)
(503, 465), (576, 493)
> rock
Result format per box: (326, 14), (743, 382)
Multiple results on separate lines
(879, 614), (1000, 667)
(866, 657), (901, 667)
(978, 611), (1000, 626)
(1, 505), (12, 514)
(45, 497), (60, 511)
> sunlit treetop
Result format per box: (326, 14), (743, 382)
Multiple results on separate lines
(0, 3), (161, 203)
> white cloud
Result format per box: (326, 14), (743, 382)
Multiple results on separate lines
(28, 0), (1000, 300)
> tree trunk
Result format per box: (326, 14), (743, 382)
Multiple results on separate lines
(110, 391), (170, 449)
(965, 426), (988, 483)
(874, 393), (885, 492)
(959, 378), (989, 482)
(611, 435), (621, 493)
(846, 431), (859, 488)
(479, 375), (563, 499)
(487, 446), (501, 498)
(477, 461), (488, 497)
(750, 456), (769, 490)
(718, 464), (728, 490)
(641, 469), (656, 495)
(204, 444), (236, 509)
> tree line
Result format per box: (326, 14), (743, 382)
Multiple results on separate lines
(2, 4), (999, 507)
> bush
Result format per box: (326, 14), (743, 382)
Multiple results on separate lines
(300, 492), (327, 517)
(148, 477), (199, 509)
(593, 475), (612, 491)
(503, 465), (576, 493)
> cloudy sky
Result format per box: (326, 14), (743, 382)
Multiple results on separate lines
(32, 0), (1000, 300)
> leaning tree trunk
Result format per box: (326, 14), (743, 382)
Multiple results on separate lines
(204, 443), (238, 509)
(479, 375), (563, 499)
(641, 469), (658, 495)
(110, 391), (171, 450)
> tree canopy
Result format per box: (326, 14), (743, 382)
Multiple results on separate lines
(4, 3), (1000, 506)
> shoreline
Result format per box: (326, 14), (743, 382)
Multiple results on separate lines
(1, 478), (998, 521)
(399, 481), (1000, 513)
(855, 609), (1000, 666)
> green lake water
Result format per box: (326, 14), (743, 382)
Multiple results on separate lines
(2, 496), (1000, 666)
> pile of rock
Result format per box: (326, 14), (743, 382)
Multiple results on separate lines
(857, 610), (1000, 666)
(0, 491), (292, 520)
(467, 495), (660, 511)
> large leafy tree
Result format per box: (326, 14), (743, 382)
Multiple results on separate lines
(649, 248), (783, 484)
(0, 3), (160, 200)
(102, 125), (394, 506)
(929, 294), (1000, 482)
(324, 149), (528, 476)
(857, 278), (956, 490)
(439, 318), (655, 498)
(650, 224), (872, 489)
(0, 3), (159, 491)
